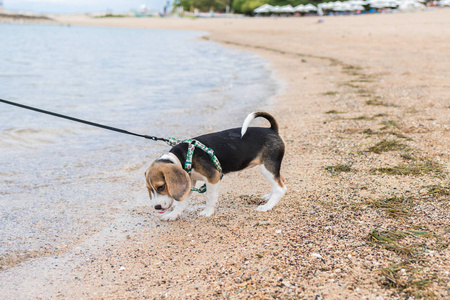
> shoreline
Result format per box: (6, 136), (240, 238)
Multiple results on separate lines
(0, 9), (56, 24)
(1, 10), (449, 298)
(0, 24), (277, 271)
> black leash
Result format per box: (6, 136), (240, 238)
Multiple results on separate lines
(0, 98), (169, 143)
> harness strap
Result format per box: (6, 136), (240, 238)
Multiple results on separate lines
(166, 137), (223, 193)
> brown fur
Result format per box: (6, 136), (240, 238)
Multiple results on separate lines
(276, 175), (285, 188)
(253, 111), (279, 133)
(191, 156), (221, 184)
(146, 161), (191, 201)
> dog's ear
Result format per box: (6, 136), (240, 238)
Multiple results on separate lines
(144, 168), (153, 199)
(163, 164), (191, 201)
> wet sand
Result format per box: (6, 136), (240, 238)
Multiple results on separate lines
(1, 9), (449, 299)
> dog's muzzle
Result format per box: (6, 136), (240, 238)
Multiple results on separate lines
(154, 204), (167, 214)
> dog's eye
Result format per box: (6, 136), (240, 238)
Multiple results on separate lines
(156, 184), (165, 192)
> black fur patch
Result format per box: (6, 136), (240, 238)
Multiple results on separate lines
(169, 127), (284, 175)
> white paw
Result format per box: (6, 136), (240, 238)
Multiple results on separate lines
(256, 204), (272, 212)
(160, 211), (181, 221)
(262, 193), (272, 201)
(199, 207), (214, 217)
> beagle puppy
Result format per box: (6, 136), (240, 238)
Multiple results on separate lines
(144, 111), (287, 221)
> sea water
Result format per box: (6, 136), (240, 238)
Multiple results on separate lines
(0, 24), (277, 265)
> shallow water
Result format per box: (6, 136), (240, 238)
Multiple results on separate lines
(0, 23), (277, 264)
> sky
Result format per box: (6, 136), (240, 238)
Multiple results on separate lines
(3, 0), (170, 14)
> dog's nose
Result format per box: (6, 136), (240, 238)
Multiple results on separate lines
(154, 204), (162, 210)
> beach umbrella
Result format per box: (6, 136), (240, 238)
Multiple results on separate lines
(440, 0), (450, 6)
(368, 0), (395, 7)
(304, 3), (318, 11)
(333, 2), (353, 10)
(317, 2), (333, 10)
(398, 0), (425, 10)
(372, 0), (399, 7)
(332, 3), (343, 10)
(294, 4), (307, 12)
(323, 2), (336, 9)
(330, 2), (342, 10)
(279, 4), (295, 13)
(270, 5), (283, 13)
(254, 4), (274, 13)
(351, 4), (366, 10)
(343, 1), (367, 10)
(348, 0), (368, 5)
(330, 1), (350, 10)
(369, 2), (386, 7)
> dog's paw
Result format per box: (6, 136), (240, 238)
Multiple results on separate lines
(199, 207), (214, 217)
(256, 204), (272, 212)
(160, 212), (181, 221)
(261, 193), (272, 201)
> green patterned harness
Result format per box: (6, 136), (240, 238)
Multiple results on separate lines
(167, 137), (223, 193)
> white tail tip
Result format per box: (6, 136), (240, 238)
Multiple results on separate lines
(241, 112), (256, 138)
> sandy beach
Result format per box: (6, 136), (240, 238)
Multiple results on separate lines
(2, 9), (449, 299)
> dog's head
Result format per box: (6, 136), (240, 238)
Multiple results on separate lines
(144, 160), (191, 213)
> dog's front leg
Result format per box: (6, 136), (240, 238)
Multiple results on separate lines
(199, 182), (220, 217)
(161, 193), (192, 221)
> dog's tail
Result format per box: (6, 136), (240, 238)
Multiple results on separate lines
(241, 111), (279, 138)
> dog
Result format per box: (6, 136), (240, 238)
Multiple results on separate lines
(144, 111), (287, 221)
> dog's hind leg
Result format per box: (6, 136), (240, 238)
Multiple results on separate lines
(257, 164), (287, 212)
